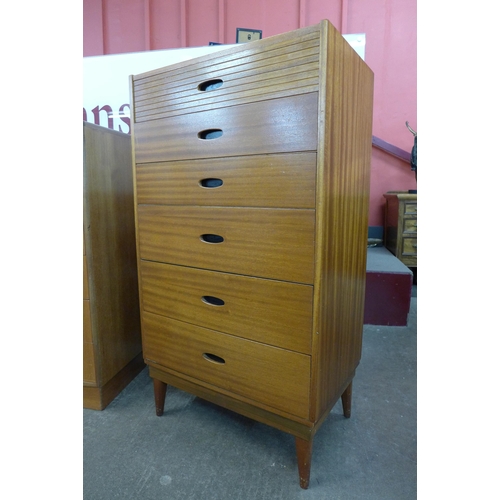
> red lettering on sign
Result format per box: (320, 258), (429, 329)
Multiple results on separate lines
(118, 104), (130, 134)
(83, 104), (131, 134)
(92, 104), (113, 129)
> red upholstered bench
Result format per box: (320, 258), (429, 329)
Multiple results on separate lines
(364, 246), (413, 326)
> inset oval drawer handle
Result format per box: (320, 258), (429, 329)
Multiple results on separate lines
(200, 234), (224, 244)
(203, 353), (226, 364)
(198, 78), (223, 91)
(200, 178), (223, 188)
(202, 295), (225, 306)
(198, 129), (223, 140)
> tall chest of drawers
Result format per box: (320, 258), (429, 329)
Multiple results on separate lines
(130, 20), (374, 488)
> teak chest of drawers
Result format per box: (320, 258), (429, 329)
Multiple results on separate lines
(383, 191), (417, 267)
(130, 20), (374, 488)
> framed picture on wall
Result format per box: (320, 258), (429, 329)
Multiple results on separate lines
(236, 28), (262, 43)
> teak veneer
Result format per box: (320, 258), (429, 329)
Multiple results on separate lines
(83, 122), (144, 410)
(130, 20), (374, 488)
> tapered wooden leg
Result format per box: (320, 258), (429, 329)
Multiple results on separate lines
(153, 378), (167, 416)
(295, 436), (313, 489)
(341, 381), (352, 418)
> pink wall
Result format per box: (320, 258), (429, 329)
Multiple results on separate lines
(83, 0), (416, 227)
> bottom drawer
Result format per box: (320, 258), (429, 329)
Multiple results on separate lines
(142, 311), (310, 419)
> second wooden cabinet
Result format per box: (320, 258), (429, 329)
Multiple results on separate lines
(83, 122), (144, 410)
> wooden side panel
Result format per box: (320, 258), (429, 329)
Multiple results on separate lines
(383, 194), (400, 256)
(83, 255), (89, 300)
(83, 299), (96, 384)
(83, 386), (102, 410)
(83, 343), (97, 385)
(84, 353), (146, 410)
(83, 299), (93, 345)
(136, 152), (317, 209)
(311, 21), (374, 421)
(83, 122), (142, 386)
(140, 261), (313, 353)
(137, 205), (316, 284)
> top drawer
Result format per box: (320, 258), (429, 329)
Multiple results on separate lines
(132, 30), (320, 122)
(133, 92), (318, 164)
(142, 311), (311, 419)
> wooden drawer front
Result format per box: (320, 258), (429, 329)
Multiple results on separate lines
(402, 237), (417, 256)
(142, 312), (311, 419)
(133, 31), (320, 122)
(137, 206), (315, 284)
(140, 261), (313, 353)
(403, 218), (417, 233)
(136, 152), (316, 209)
(133, 93), (318, 164)
(404, 202), (417, 215)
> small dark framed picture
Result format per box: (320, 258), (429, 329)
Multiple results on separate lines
(236, 28), (263, 43)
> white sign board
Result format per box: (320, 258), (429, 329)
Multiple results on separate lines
(83, 35), (365, 134)
(83, 45), (237, 134)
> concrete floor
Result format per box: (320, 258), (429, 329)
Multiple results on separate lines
(83, 291), (416, 500)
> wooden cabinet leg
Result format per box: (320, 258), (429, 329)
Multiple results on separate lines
(341, 381), (352, 418)
(153, 378), (167, 416)
(295, 436), (313, 489)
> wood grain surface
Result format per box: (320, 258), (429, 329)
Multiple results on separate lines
(136, 152), (316, 208)
(133, 92), (318, 163)
(140, 260), (313, 353)
(130, 19), (374, 488)
(137, 205), (315, 284)
(142, 311), (311, 419)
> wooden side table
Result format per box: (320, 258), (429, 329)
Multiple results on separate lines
(383, 191), (417, 267)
